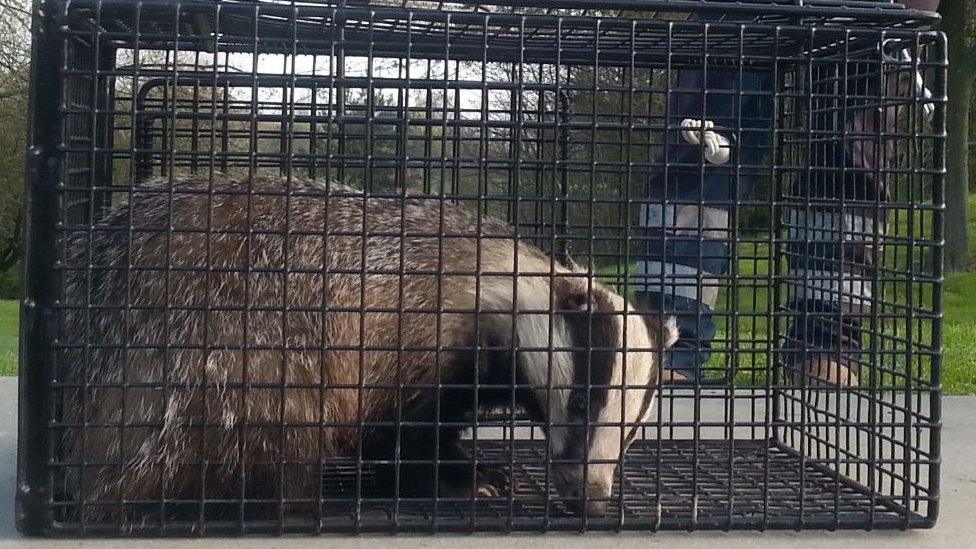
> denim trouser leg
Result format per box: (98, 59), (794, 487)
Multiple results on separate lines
(636, 68), (773, 380)
(781, 56), (919, 377)
(638, 56), (915, 381)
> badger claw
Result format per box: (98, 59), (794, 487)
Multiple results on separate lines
(474, 466), (512, 498)
(440, 466), (513, 499)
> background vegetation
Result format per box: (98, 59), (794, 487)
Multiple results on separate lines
(0, 0), (28, 298)
(0, 1), (973, 392)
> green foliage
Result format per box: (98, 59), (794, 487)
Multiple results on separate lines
(0, 263), (19, 299)
(0, 0), (28, 272)
(0, 0), (970, 391)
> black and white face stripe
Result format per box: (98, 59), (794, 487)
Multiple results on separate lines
(561, 289), (619, 461)
(547, 284), (678, 510)
(556, 289), (672, 456)
(477, 255), (677, 511)
(553, 285), (676, 452)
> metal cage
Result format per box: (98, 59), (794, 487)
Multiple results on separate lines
(17, 0), (945, 535)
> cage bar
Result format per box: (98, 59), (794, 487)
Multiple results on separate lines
(17, 0), (945, 535)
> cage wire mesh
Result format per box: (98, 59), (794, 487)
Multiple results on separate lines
(17, 0), (944, 535)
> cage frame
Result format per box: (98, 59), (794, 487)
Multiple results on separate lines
(17, 0), (946, 536)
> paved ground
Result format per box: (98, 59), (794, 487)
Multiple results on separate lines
(2, 377), (974, 548)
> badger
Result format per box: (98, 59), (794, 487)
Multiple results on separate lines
(59, 174), (677, 520)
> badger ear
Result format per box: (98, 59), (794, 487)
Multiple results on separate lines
(663, 316), (679, 347)
(643, 315), (679, 348)
(561, 290), (589, 311)
(553, 277), (594, 312)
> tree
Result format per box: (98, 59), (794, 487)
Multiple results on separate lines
(0, 0), (30, 275)
(941, 0), (975, 271)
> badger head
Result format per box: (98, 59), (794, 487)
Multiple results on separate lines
(486, 274), (678, 517)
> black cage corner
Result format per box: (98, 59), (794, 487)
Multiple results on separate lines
(18, 0), (945, 536)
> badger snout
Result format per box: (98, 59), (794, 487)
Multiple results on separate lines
(553, 466), (613, 517)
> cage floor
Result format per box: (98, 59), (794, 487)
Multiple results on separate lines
(309, 439), (924, 531)
(44, 439), (926, 535)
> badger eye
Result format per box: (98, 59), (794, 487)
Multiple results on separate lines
(567, 394), (587, 416)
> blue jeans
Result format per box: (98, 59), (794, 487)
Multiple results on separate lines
(638, 49), (895, 381)
(637, 66), (774, 380)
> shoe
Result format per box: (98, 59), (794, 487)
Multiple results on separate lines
(798, 356), (860, 387)
(661, 368), (691, 383)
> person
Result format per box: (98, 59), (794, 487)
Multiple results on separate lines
(637, 0), (940, 386)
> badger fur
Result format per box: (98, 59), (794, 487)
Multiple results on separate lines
(60, 175), (677, 519)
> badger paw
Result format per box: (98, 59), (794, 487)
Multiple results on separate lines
(474, 466), (513, 498)
(440, 466), (513, 499)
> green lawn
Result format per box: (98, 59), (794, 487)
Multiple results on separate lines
(939, 195), (976, 394)
(943, 271), (976, 394)
(0, 300), (17, 376)
(3, 205), (976, 392)
(600, 204), (976, 394)
(1, 292), (973, 391)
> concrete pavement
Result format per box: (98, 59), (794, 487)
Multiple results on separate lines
(2, 377), (974, 548)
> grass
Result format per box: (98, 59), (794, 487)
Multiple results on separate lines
(940, 196), (976, 394)
(1, 202), (975, 393)
(0, 299), (17, 376)
(942, 271), (976, 394)
(596, 205), (976, 394)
